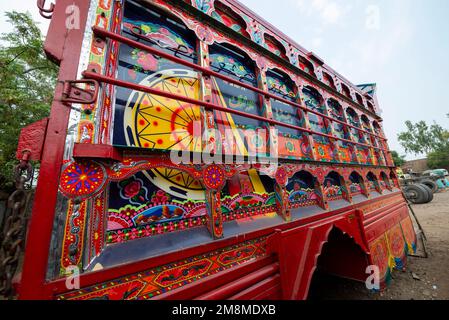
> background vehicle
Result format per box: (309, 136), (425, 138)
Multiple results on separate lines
(422, 169), (448, 178)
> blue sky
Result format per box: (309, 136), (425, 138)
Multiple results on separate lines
(239, 0), (449, 160)
(1, 0), (448, 160)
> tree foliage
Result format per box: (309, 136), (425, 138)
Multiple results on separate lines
(398, 120), (449, 155)
(390, 151), (406, 167)
(427, 145), (449, 170)
(398, 119), (449, 170)
(0, 11), (58, 193)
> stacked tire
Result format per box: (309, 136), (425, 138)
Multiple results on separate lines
(403, 183), (434, 204)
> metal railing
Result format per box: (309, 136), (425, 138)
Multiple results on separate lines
(88, 26), (390, 153)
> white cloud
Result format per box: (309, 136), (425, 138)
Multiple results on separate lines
(320, 2), (342, 24)
(294, 0), (350, 25)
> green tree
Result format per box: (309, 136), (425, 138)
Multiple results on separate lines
(0, 11), (58, 193)
(427, 146), (449, 169)
(398, 120), (449, 155)
(390, 151), (406, 167)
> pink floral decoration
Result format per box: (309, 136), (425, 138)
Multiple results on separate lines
(137, 52), (158, 71)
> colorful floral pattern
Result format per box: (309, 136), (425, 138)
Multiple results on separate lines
(124, 20), (195, 55)
(203, 165), (226, 190)
(210, 51), (254, 82)
(267, 74), (296, 99)
(132, 50), (158, 72)
(275, 167), (288, 185)
(119, 177), (148, 205)
(60, 161), (106, 198)
(370, 236), (391, 282)
(57, 237), (267, 300)
(288, 188), (318, 208)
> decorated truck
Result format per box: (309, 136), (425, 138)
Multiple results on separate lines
(3, 0), (417, 300)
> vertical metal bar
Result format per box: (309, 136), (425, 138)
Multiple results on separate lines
(93, 27), (389, 146)
(18, 0), (91, 300)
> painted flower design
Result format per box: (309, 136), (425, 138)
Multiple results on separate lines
(241, 182), (252, 194)
(123, 180), (142, 199)
(256, 56), (267, 70)
(203, 165), (225, 190)
(119, 177), (148, 205)
(128, 69), (137, 80)
(318, 146), (325, 157)
(275, 167), (287, 185)
(136, 51), (158, 71)
(60, 161), (105, 197)
(286, 141), (295, 153)
(159, 27), (170, 35)
(151, 190), (169, 204)
(314, 168), (325, 183)
(196, 25), (213, 43)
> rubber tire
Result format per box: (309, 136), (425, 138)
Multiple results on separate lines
(417, 183), (433, 203)
(403, 184), (429, 204)
(420, 179), (438, 193)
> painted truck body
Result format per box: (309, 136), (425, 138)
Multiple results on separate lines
(17, 0), (416, 300)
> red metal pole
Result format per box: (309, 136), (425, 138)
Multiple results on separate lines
(194, 263), (279, 300)
(83, 70), (388, 152)
(18, 0), (90, 299)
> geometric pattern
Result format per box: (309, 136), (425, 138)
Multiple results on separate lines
(56, 237), (267, 300)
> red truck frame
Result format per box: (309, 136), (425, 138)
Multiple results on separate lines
(15, 0), (416, 300)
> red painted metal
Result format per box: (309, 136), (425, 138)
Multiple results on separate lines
(36, 0), (54, 19)
(61, 79), (100, 105)
(14, 0), (414, 301)
(41, 0), (66, 63)
(228, 274), (282, 300)
(16, 118), (49, 161)
(154, 256), (277, 300)
(40, 192), (403, 297)
(266, 208), (371, 300)
(18, 0), (91, 300)
(315, 228), (370, 283)
(364, 204), (409, 243)
(93, 27), (388, 143)
(83, 71), (388, 153)
(194, 263), (280, 300)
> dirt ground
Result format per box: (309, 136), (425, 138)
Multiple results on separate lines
(309, 191), (449, 300)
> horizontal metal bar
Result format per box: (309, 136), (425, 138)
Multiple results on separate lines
(92, 26), (387, 143)
(83, 70), (388, 152)
(194, 263), (280, 300)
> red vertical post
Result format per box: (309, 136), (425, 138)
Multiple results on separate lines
(18, 0), (90, 299)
